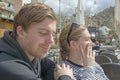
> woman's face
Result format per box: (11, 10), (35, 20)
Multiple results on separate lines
(76, 29), (94, 53)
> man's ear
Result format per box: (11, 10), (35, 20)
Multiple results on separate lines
(69, 40), (77, 49)
(16, 26), (25, 38)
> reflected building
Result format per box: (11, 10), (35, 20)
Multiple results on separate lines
(0, 0), (24, 37)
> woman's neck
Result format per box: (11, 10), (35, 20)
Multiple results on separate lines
(68, 52), (84, 66)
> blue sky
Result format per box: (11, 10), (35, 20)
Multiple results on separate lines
(44, 0), (115, 16)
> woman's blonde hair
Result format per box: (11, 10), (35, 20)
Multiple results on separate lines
(59, 23), (87, 61)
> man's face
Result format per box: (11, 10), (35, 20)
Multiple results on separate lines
(17, 18), (56, 60)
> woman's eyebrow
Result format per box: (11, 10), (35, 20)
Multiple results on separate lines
(83, 36), (91, 38)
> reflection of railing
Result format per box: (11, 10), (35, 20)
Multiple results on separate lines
(47, 49), (60, 63)
(100, 45), (117, 50)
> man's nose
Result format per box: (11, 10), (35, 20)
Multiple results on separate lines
(47, 34), (55, 44)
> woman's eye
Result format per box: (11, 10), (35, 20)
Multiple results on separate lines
(85, 39), (89, 41)
(85, 38), (91, 41)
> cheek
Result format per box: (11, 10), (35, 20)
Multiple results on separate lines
(81, 42), (88, 50)
(32, 35), (44, 43)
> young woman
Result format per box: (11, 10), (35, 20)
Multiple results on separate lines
(59, 23), (109, 80)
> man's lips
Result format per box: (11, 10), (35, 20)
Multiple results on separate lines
(41, 47), (49, 51)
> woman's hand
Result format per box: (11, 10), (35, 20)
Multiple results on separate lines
(81, 43), (95, 68)
(54, 63), (74, 80)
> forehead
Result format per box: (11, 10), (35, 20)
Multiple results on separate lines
(81, 29), (91, 37)
(29, 18), (56, 32)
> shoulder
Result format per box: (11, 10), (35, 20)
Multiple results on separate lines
(41, 57), (55, 71)
(94, 62), (105, 73)
(0, 60), (36, 80)
(40, 57), (55, 80)
(58, 75), (73, 80)
(41, 57), (55, 67)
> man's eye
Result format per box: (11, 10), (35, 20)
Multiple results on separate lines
(39, 32), (47, 35)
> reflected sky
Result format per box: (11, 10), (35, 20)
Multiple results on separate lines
(45, 0), (115, 16)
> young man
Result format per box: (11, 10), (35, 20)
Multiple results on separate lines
(0, 3), (73, 80)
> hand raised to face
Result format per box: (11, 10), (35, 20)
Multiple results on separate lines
(80, 43), (95, 68)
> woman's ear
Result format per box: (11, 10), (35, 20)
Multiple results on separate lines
(70, 40), (77, 49)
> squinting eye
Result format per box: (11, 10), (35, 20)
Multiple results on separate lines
(39, 31), (48, 35)
(85, 38), (91, 41)
(85, 39), (89, 41)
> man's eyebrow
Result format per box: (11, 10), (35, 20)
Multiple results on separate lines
(38, 28), (56, 33)
(38, 28), (49, 31)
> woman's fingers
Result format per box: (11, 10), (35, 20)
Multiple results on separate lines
(62, 63), (66, 68)
(54, 64), (74, 80)
(56, 64), (61, 70)
(83, 43), (95, 67)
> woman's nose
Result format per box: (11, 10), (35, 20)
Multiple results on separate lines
(90, 40), (95, 46)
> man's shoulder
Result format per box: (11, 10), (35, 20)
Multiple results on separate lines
(0, 60), (37, 80)
(0, 59), (33, 73)
(41, 57), (55, 65)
